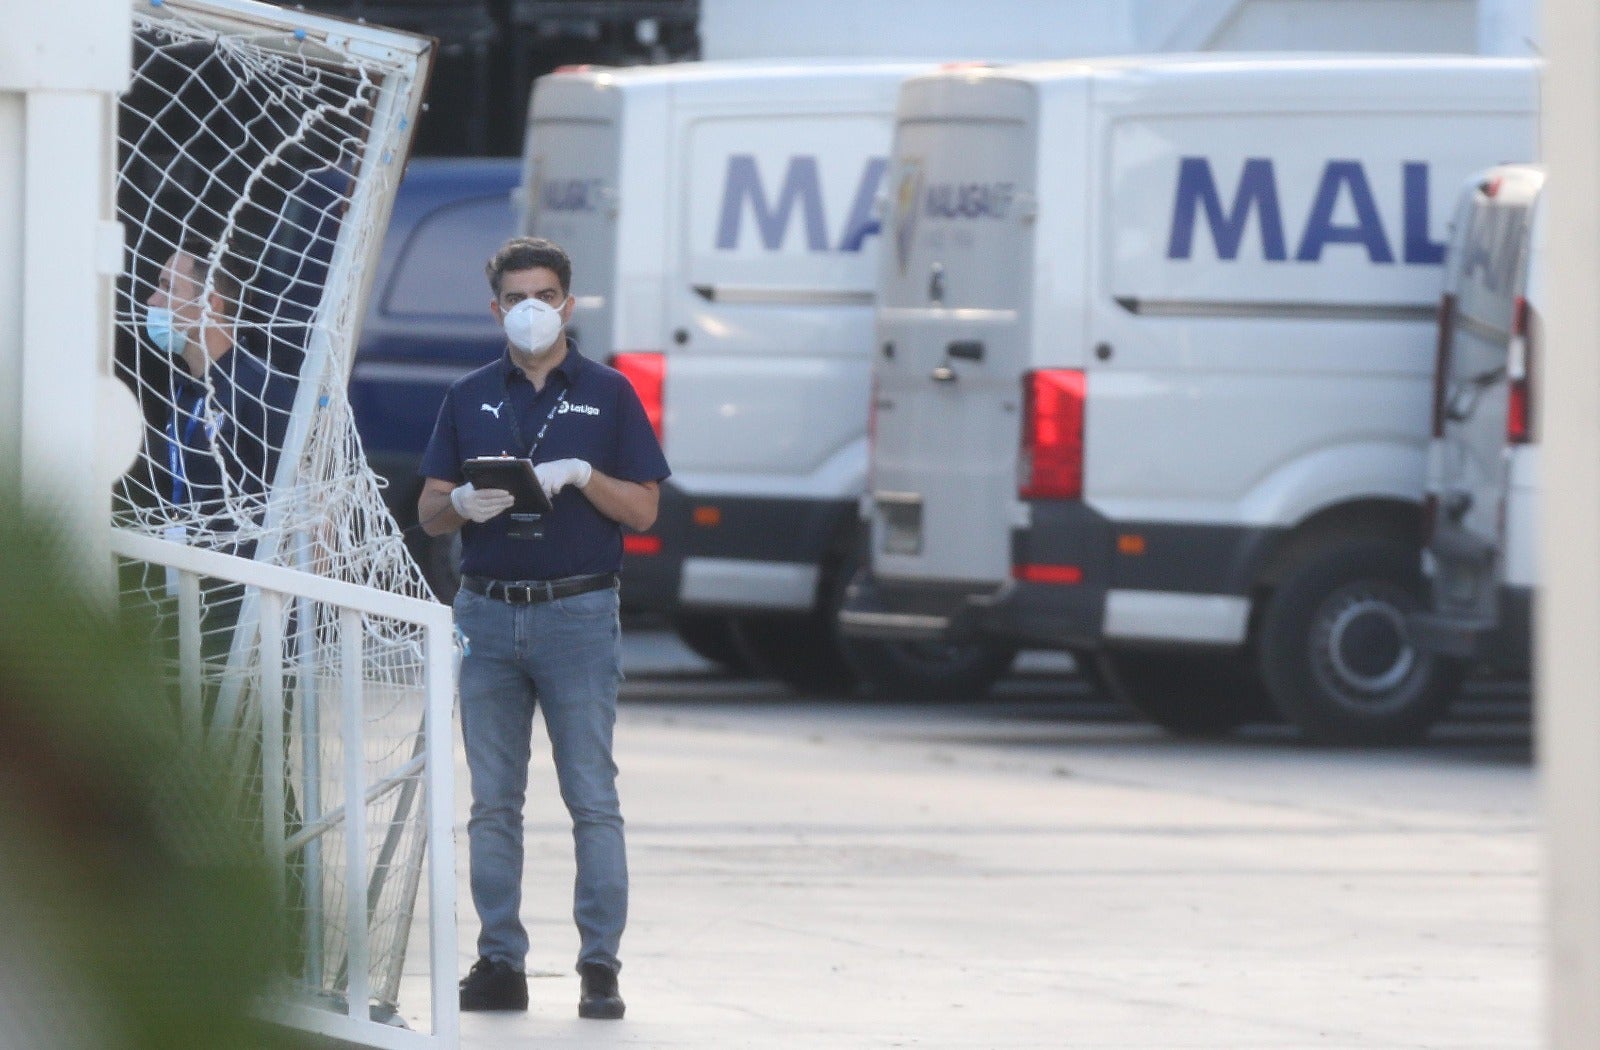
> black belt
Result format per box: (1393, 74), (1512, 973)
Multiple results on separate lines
(461, 572), (618, 605)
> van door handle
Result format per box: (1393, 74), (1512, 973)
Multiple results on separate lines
(947, 340), (983, 362)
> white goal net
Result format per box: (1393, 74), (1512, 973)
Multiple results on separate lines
(110, 0), (446, 1040)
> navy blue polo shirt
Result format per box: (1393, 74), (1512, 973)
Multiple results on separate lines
(157, 347), (290, 528)
(420, 344), (670, 581)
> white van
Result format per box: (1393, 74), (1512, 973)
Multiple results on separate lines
(521, 60), (1014, 693)
(1411, 164), (1543, 676)
(840, 55), (1538, 742)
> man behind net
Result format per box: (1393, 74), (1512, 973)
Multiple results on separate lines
(418, 236), (669, 1020)
(140, 235), (291, 650)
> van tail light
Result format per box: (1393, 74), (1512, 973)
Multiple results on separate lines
(1013, 563), (1083, 585)
(1431, 294), (1456, 439)
(610, 352), (665, 442)
(1507, 296), (1535, 444)
(1019, 369), (1085, 500)
(624, 534), (662, 556)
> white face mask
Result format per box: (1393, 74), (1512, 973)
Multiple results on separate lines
(503, 297), (565, 354)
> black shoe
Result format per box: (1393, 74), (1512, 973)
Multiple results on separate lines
(578, 963), (625, 1020)
(459, 957), (528, 1012)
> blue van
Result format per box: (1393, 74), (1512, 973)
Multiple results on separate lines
(350, 158), (520, 595)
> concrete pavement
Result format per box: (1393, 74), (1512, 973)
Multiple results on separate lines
(427, 633), (1537, 1049)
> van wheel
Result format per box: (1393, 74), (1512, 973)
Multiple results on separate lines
(841, 636), (1017, 701)
(670, 613), (755, 676)
(731, 611), (859, 694)
(1257, 537), (1464, 744)
(1095, 649), (1269, 737)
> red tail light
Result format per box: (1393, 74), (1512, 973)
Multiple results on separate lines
(624, 534), (662, 556)
(1507, 296), (1534, 444)
(610, 352), (665, 441)
(1013, 563), (1083, 585)
(1431, 293), (1456, 439)
(1019, 369), (1085, 500)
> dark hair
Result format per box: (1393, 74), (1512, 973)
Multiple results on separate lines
(176, 234), (249, 321)
(485, 236), (571, 298)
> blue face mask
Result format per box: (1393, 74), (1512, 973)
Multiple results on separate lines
(144, 306), (187, 356)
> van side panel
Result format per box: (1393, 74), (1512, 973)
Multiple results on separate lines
(1086, 103), (1536, 529)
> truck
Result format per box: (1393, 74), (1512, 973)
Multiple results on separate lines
(520, 59), (1015, 693)
(839, 55), (1539, 741)
(1411, 163), (1543, 676)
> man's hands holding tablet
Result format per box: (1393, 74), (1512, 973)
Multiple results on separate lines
(450, 482), (517, 523)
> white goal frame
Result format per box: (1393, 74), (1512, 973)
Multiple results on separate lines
(110, 527), (459, 1049)
(116, 2), (448, 1045)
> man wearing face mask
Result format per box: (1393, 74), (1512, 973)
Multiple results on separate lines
(143, 236), (284, 530)
(418, 237), (668, 1021)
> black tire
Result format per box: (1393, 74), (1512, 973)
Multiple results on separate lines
(1257, 537), (1464, 744)
(1095, 649), (1270, 737)
(731, 611), (860, 694)
(841, 635), (1017, 701)
(669, 613), (756, 676)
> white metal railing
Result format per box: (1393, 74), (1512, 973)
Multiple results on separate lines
(109, 527), (458, 1050)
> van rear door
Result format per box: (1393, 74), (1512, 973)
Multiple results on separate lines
(871, 78), (1038, 585)
(525, 90), (622, 359)
(668, 109), (890, 486)
(1426, 167), (1540, 625)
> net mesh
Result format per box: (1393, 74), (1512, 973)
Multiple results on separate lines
(111, 0), (437, 1024)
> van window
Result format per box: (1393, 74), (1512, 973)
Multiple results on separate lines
(1449, 201), (1531, 387)
(1455, 201), (1530, 335)
(384, 195), (514, 317)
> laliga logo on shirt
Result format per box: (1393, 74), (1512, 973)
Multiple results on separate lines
(559, 402), (600, 416)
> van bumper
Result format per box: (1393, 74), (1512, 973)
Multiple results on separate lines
(618, 483), (856, 615)
(841, 500), (1114, 647)
(838, 572), (1107, 648)
(1409, 584), (1533, 673)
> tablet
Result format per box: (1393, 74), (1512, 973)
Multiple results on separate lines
(462, 456), (554, 515)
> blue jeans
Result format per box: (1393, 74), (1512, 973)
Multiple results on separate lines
(454, 583), (626, 973)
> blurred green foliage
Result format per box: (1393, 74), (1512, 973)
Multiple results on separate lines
(0, 510), (304, 1049)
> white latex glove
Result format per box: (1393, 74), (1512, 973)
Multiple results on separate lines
(534, 458), (593, 499)
(450, 481), (515, 523)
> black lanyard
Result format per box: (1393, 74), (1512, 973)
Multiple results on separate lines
(504, 372), (570, 459)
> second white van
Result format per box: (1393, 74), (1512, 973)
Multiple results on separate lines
(841, 55), (1539, 741)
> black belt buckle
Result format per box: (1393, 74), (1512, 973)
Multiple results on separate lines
(499, 582), (543, 604)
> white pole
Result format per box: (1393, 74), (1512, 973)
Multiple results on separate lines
(1539, 0), (1600, 1045)
(0, 4), (136, 586)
